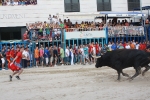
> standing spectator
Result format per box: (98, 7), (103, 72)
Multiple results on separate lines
(1, 48), (6, 58)
(73, 45), (78, 65)
(108, 42), (112, 51)
(23, 31), (30, 42)
(57, 46), (60, 63)
(26, 48), (30, 68)
(88, 43), (93, 63)
(44, 47), (49, 67)
(70, 48), (74, 65)
(65, 46), (69, 65)
(92, 44), (96, 63)
(111, 42), (117, 50)
(59, 46), (64, 66)
(123, 41), (127, 49)
(0, 53), (5, 70)
(22, 47), (28, 68)
(139, 42), (143, 50)
(53, 46), (58, 66)
(83, 45), (90, 65)
(102, 44), (109, 54)
(143, 42), (147, 50)
(48, 14), (52, 24)
(95, 43), (100, 56)
(49, 46), (53, 67)
(135, 42), (139, 50)
(125, 43), (131, 49)
(130, 41), (135, 49)
(10, 0), (14, 6)
(118, 43), (124, 49)
(6, 48), (11, 63)
(60, 21), (64, 28)
(39, 47), (44, 67)
(79, 45), (84, 65)
(34, 47), (39, 68)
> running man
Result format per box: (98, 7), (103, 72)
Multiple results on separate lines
(9, 47), (24, 81)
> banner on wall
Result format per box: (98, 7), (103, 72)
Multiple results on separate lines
(108, 26), (144, 36)
(65, 31), (106, 39)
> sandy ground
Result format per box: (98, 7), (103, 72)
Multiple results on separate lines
(0, 64), (150, 100)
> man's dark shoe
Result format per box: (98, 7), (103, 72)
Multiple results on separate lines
(9, 75), (12, 81)
(16, 76), (21, 80)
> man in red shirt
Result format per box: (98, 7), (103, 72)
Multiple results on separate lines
(139, 42), (143, 50)
(10, 47), (15, 61)
(95, 42), (100, 56)
(123, 41), (127, 48)
(88, 43), (93, 63)
(6, 48), (11, 63)
(23, 31), (30, 42)
(9, 47), (24, 81)
(143, 42), (147, 50)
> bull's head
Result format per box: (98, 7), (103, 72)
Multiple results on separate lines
(92, 55), (103, 68)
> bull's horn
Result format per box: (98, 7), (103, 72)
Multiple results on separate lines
(92, 55), (101, 58)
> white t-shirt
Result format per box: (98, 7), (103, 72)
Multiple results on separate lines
(93, 47), (96, 55)
(22, 50), (28, 59)
(125, 45), (131, 49)
(108, 44), (112, 50)
(1, 58), (5, 64)
(136, 44), (139, 49)
(54, 29), (58, 35)
(52, 18), (58, 24)
(65, 49), (69, 57)
(80, 48), (84, 55)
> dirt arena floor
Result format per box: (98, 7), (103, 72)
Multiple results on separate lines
(0, 64), (150, 100)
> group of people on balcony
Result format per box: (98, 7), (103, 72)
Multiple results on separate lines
(24, 14), (150, 43)
(1, 0), (37, 6)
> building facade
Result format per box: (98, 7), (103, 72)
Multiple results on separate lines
(0, 0), (149, 40)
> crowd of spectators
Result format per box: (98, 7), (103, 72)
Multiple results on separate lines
(1, 40), (150, 70)
(25, 14), (150, 43)
(1, 0), (37, 6)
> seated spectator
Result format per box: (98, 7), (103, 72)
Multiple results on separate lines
(23, 31), (30, 42)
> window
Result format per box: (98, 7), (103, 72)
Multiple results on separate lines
(128, 0), (140, 11)
(64, 0), (80, 12)
(97, 0), (111, 11)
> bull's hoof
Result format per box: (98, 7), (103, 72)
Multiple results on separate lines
(115, 79), (121, 82)
(142, 72), (145, 76)
(128, 78), (133, 82)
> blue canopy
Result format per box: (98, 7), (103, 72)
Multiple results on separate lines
(99, 11), (146, 17)
(100, 11), (144, 15)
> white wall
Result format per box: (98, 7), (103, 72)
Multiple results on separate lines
(0, 0), (150, 27)
(0, 0), (64, 27)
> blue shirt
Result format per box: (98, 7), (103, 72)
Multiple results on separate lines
(83, 47), (88, 55)
(44, 49), (49, 58)
(111, 44), (117, 50)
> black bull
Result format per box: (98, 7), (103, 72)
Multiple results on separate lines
(94, 49), (150, 81)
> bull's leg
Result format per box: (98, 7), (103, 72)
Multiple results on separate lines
(117, 70), (121, 81)
(130, 67), (141, 80)
(142, 65), (150, 76)
(121, 71), (130, 78)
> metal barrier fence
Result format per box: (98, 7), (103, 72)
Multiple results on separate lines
(0, 41), (35, 68)
(0, 26), (150, 69)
